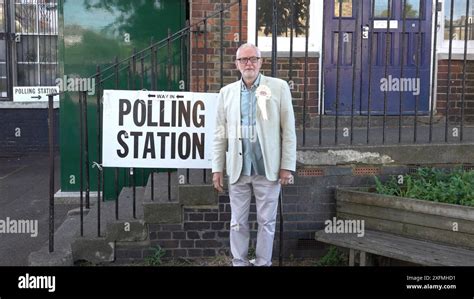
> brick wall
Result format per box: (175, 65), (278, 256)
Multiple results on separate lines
(437, 60), (474, 123)
(114, 162), (473, 264)
(114, 164), (435, 263)
(190, 0), (247, 93)
(0, 109), (59, 154)
(261, 57), (319, 128)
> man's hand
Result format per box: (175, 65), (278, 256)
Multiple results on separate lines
(279, 169), (294, 185)
(212, 172), (224, 192)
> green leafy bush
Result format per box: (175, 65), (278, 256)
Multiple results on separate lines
(374, 167), (474, 207)
(145, 245), (166, 266)
(316, 246), (347, 266)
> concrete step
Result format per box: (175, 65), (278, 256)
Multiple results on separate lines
(68, 186), (147, 264)
(143, 171), (178, 203)
(106, 220), (148, 242)
(178, 184), (218, 206)
(28, 211), (84, 266)
(143, 202), (182, 224)
(71, 237), (115, 264)
(143, 169), (214, 203)
(80, 186), (146, 239)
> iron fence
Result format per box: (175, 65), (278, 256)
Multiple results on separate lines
(47, 0), (474, 252)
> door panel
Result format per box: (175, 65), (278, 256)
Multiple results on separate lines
(360, 0), (432, 115)
(324, 0), (432, 115)
(324, 0), (361, 115)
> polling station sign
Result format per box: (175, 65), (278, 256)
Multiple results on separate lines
(13, 86), (59, 102)
(102, 90), (218, 169)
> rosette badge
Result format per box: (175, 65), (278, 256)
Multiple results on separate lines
(256, 85), (271, 121)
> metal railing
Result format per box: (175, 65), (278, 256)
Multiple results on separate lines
(47, 0), (474, 252)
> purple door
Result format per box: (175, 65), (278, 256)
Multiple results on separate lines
(324, 0), (433, 115)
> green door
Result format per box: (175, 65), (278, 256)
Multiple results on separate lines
(59, 0), (187, 200)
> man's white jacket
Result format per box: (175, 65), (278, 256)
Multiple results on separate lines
(212, 74), (297, 185)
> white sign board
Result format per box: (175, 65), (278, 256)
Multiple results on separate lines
(102, 90), (218, 169)
(13, 86), (59, 102)
(373, 20), (398, 30)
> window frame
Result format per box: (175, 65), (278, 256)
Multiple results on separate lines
(247, 0), (322, 53)
(437, 0), (474, 55)
(14, 0), (58, 89)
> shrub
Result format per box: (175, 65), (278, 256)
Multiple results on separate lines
(145, 245), (166, 266)
(315, 246), (347, 266)
(374, 167), (474, 207)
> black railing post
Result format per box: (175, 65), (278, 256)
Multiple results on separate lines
(83, 90), (90, 210)
(132, 167), (136, 219)
(289, 0), (294, 83)
(114, 56), (120, 218)
(400, 0), (408, 143)
(167, 28), (172, 91)
(185, 20), (191, 92)
(460, 0), (470, 142)
(139, 52), (146, 187)
(334, 0), (343, 145)
(255, 0), (259, 47)
(382, 0), (391, 144)
(271, 0), (277, 77)
(429, 0), (440, 143)
(445, 0), (455, 142)
(79, 91), (84, 236)
(319, 0), (327, 146)
(350, 0), (361, 145)
(204, 12), (209, 184)
(195, 25), (200, 92)
(303, 0), (309, 146)
(168, 171), (172, 202)
(150, 40), (156, 202)
(48, 94), (55, 252)
(278, 191), (283, 266)
(220, 3), (224, 88)
(140, 52), (145, 90)
(414, 0), (423, 143)
(367, 0), (376, 144)
(239, 0), (242, 46)
(204, 12), (208, 93)
(132, 48), (137, 90)
(95, 65), (102, 237)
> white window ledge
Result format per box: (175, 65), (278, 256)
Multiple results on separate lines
(437, 53), (474, 60)
(261, 51), (320, 58)
(0, 101), (60, 109)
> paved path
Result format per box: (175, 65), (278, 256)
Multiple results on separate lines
(0, 153), (76, 266)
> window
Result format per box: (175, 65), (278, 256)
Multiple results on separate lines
(15, 0), (58, 87)
(1, 0), (7, 97)
(334, 0), (353, 18)
(439, 0), (474, 54)
(247, 0), (321, 53)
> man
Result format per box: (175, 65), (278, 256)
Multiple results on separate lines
(212, 43), (296, 266)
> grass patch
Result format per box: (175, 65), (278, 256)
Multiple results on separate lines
(375, 167), (474, 207)
(144, 245), (166, 266)
(315, 246), (347, 266)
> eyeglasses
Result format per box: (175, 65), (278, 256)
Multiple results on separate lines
(236, 56), (261, 64)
